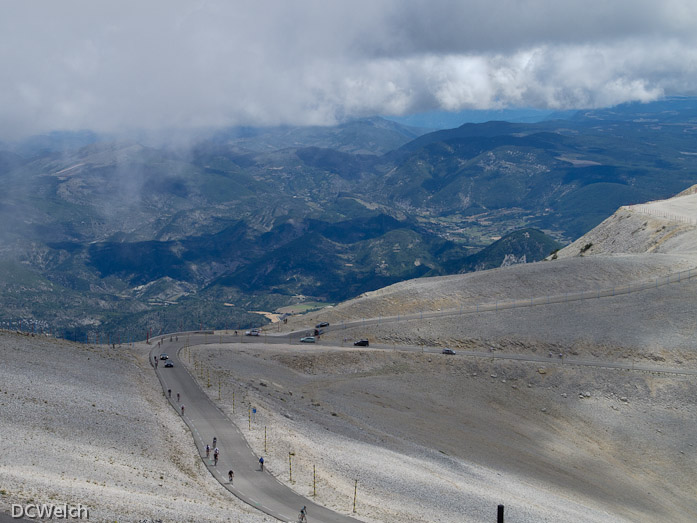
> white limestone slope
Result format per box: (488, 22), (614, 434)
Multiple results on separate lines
(556, 184), (697, 258)
(0, 332), (267, 522)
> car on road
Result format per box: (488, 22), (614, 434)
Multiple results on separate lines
(353, 339), (369, 347)
(164, 360), (174, 368)
(159, 353), (169, 360)
(300, 336), (316, 343)
(442, 348), (456, 355)
(245, 329), (260, 336)
(315, 321), (330, 328)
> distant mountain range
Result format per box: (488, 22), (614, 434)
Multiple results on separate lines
(1, 98), (696, 338)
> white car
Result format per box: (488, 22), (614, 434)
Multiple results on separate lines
(300, 336), (316, 343)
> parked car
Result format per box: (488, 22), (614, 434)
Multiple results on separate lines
(442, 348), (456, 355)
(353, 339), (369, 347)
(300, 336), (316, 343)
(315, 322), (330, 328)
(159, 353), (169, 360)
(164, 360), (174, 368)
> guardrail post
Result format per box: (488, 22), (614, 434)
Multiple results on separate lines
(498, 504), (504, 523)
(289, 452), (295, 483)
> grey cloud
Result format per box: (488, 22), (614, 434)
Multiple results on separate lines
(1, 0), (696, 139)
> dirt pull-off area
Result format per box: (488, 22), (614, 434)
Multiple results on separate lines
(192, 343), (697, 522)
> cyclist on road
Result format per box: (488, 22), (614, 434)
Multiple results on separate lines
(213, 448), (219, 466)
(228, 469), (234, 483)
(181, 404), (185, 415)
(298, 505), (307, 522)
(258, 456), (264, 471)
(205, 445), (210, 458)
(212, 437), (217, 448)
(177, 393), (180, 402)
(168, 389), (171, 398)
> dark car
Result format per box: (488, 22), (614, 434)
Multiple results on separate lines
(315, 322), (330, 328)
(354, 339), (369, 347)
(164, 360), (174, 368)
(159, 353), (169, 360)
(442, 348), (456, 355)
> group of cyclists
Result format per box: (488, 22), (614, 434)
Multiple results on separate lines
(205, 443), (220, 465)
(155, 348), (310, 521)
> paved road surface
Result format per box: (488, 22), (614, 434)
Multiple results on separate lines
(0, 512), (27, 523)
(151, 336), (361, 523)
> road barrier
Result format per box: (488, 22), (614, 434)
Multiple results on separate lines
(623, 205), (697, 225)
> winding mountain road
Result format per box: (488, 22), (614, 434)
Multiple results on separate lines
(151, 336), (361, 523)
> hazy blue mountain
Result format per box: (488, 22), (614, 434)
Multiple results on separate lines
(204, 116), (429, 155)
(384, 107), (567, 128)
(7, 130), (100, 157)
(380, 107), (697, 238)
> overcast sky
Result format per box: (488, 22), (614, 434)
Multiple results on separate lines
(2, 0), (697, 138)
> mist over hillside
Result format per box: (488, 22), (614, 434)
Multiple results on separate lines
(1, 100), (697, 339)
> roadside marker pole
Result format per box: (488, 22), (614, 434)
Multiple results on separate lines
(313, 465), (316, 497)
(232, 392), (235, 414)
(264, 426), (267, 453)
(248, 408), (251, 430)
(289, 452), (295, 483)
(353, 479), (358, 513)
